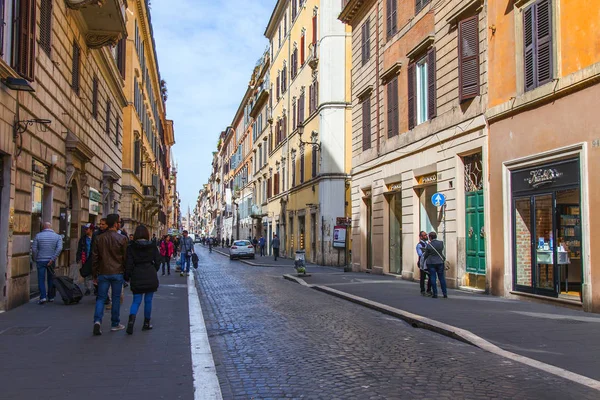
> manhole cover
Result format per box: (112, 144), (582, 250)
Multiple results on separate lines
(0, 326), (50, 336)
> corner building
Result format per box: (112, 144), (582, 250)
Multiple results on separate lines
(264, 0), (352, 265)
(341, 0), (489, 288)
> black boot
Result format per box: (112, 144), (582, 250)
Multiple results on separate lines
(142, 318), (153, 331)
(126, 314), (136, 335)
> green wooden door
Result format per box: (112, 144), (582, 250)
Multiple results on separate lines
(466, 190), (486, 274)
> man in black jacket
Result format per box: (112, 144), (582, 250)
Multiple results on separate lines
(422, 232), (448, 299)
(77, 223), (95, 295)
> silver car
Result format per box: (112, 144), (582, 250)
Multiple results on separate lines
(229, 240), (255, 260)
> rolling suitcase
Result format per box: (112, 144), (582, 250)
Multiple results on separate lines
(52, 276), (83, 305)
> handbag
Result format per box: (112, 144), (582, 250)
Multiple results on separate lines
(426, 242), (451, 271)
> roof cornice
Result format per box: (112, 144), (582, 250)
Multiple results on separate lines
(264, 0), (287, 39)
(339, 0), (376, 25)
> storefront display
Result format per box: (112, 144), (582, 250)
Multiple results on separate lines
(511, 158), (582, 300)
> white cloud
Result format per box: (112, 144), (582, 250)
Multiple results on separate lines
(150, 0), (276, 216)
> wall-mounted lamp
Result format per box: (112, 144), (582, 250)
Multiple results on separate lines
(2, 77), (35, 92)
(297, 124), (321, 151)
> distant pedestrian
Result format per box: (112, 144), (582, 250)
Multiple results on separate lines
(422, 232), (448, 299)
(129, 234), (134, 241)
(252, 237), (258, 253)
(173, 236), (180, 258)
(32, 222), (62, 304)
(221, 237), (225, 248)
(258, 236), (265, 257)
(272, 234), (280, 261)
(77, 223), (95, 296)
(91, 218), (108, 298)
(179, 230), (195, 277)
(159, 235), (174, 275)
(226, 237), (230, 247)
(416, 231), (432, 297)
(125, 225), (161, 334)
(92, 214), (128, 335)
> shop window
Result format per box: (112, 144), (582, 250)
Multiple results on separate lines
(419, 185), (439, 234)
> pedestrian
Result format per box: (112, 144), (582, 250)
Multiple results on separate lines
(221, 237), (225, 248)
(77, 223), (95, 296)
(129, 234), (134, 241)
(416, 231), (432, 297)
(32, 222), (62, 304)
(159, 235), (174, 275)
(259, 236), (265, 257)
(173, 235), (180, 257)
(252, 237), (258, 254)
(179, 230), (195, 277)
(92, 214), (128, 335)
(272, 234), (280, 261)
(125, 225), (161, 334)
(422, 232), (448, 299)
(226, 237), (230, 247)
(151, 233), (157, 245)
(91, 218), (108, 298)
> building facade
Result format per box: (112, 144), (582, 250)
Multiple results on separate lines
(341, 0), (489, 289)
(487, 0), (600, 312)
(0, 0), (128, 310)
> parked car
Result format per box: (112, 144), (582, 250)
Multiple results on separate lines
(229, 240), (255, 260)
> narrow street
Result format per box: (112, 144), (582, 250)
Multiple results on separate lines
(193, 245), (599, 399)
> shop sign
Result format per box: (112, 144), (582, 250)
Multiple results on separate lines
(387, 182), (402, 191)
(525, 168), (562, 188)
(333, 226), (346, 248)
(32, 159), (49, 182)
(512, 158), (580, 194)
(89, 188), (101, 216)
(418, 173), (437, 185)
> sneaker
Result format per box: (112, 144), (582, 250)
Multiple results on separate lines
(93, 322), (102, 336)
(180, 272), (184, 277)
(38, 298), (47, 305)
(110, 324), (125, 332)
(443, 294), (448, 299)
(48, 298), (55, 303)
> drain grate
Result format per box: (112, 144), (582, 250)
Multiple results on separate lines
(0, 326), (50, 336)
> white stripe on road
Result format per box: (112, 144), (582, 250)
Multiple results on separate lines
(188, 273), (223, 400)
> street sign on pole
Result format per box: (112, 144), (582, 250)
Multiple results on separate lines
(431, 193), (446, 207)
(336, 217), (351, 226)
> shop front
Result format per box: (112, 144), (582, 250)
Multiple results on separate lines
(511, 158), (583, 301)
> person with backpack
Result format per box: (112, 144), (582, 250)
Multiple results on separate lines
(124, 225), (161, 334)
(159, 235), (175, 275)
(422, 231), (448, 299)
(179, 230), (195, 277)
(416, 231), (432, 297)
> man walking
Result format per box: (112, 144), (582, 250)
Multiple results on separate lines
(272, 234), (280, 261)
(32, 222), (62, 304)
(179, 230), (195, 277)
(416, 231), (432, 296)
(422, 232), (448, 299)
(77, 223), (94, 296)
(92, 214), (128, 335)
(258, 236), (265, 257)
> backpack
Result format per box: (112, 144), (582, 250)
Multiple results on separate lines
(191, 252), (199, 269)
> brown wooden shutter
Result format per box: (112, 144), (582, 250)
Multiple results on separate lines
(282, 115), (287, 141)
(72, 41), (81, 94)
(365, 20), (370, 61)
(14, 0), (36, 80)
(312, 15), (317, 45)
(268, 178), (272, 198)
(362, 98), (371, 150)
(523, 4), (535, 92)
(391, 1), (397, 34)
(40, 0), (53, 56)
(292, 101), (297, 129)
(117, 38), (127, 79)
(458, 16), (480, 102)
(276, 74), (280, 99)
(386, 80), (393, 138)
(312, 147), (317, 177)
(300, 152), (305, 183)
(105, 100), (112, 135)
(115, 118), (120, 146)
(392, 77), (399, 137)
(407, 62), (416, 130)
(386, 0), (392, 38)
(361, 23), (367, 65)
(427, 47), (436, 120)
(309, 85), (314, 114)
(536, 0), (553, 86)
(300, 35), (305, 64)
(92, 76), (99, 119)
(0, 0), (5, 57)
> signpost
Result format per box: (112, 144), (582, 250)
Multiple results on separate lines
(431, 192), (446, 207)
(431, 193), (447, 258)
(335, 217), (351, 270)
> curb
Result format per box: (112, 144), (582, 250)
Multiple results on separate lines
(283, 274), (600, 392)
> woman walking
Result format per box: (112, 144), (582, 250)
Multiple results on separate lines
(125, 225), (161, 334)
(159, 235), (174, 275)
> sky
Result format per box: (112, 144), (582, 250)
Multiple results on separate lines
(151, 0), (276, 216)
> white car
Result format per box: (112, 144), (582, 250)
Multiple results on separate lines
(229, 240), (255, 260)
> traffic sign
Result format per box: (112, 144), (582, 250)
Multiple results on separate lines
(431, 193), (446, 207)
(336, 217), (352, 226)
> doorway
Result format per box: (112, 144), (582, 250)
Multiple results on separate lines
(310, 213), (317, 263)
(388, 193), (402, 274)
(464, 152), (486, 288)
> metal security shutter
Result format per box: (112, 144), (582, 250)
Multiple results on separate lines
(40, 0), (52, 56)
(458, 16), (480, 102)
(427, 47), (437, 120)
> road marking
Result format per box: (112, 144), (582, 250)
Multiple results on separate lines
(188, 273), (223, 400)
(511, 311), (600, 323)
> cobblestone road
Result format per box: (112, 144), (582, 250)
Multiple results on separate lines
(194, 247), (599, 400)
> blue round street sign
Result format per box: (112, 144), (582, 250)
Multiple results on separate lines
(431, 192), (446, 207)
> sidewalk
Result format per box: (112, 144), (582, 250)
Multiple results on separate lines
(0, 273), (195, 400)
(285, 269), (600, 383)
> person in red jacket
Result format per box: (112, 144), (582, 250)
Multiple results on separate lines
(159, 235), (175, 276)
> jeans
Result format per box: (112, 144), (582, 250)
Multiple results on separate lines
(37, 261), (54, 300)
(260, 246), (265, 256)
(419, 267), (432, 293)
(427, 264), (447, 297)
(180, 253), (191, 273)
(161, 256), (171, 275)
(273, 248), (279, 260)
(94, 274), (124, 326)
(130, 292), (154, 320)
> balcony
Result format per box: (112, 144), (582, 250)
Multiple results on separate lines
(143, 185), (159, 210)
(66, 0), (127, 49)
(250, 204), (267, 219)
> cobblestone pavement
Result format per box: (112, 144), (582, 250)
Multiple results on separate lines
(194, 246), (599, 400)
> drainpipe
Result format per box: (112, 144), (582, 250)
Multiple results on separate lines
(375, 0), (381, 155)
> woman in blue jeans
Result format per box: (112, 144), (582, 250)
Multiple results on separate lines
(422, 231), (448, 299)
(124, 225), (161, 334)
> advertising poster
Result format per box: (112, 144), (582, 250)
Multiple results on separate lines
(333, 225), (346, 248)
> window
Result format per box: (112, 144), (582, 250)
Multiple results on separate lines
(300, 149), (305, 184)
(408, 48), (436, 129)
(115, 118), (120, 146)
(292, 99), (297, 130)
(116, 38), (126, 79)
(134, 139), (141, 175)
(13, 0), (36, 80)
(386, 0), (397, 38)
(292, 0), (297, 20)
(312, 14), (317, 45)
(524, 0), (553, 92)
(0, 0), (6, 57)
(72, 41), (81, 94)
(300, 33), (305, 64)
(105, 100), (112, 135)
(415, 0), (431, 14)
(278, 26), (282, 48)
(298, 91), (305, 125)
(267, 177), (272, 199)
(281, 63), (287, 93)
(276, 72), (280, 99)
(92, 76), (99, 119)
(311, 146), (317, 178)
(291, 48), (298, 79)
(292, 153), (297, 187)
(361, 20), (370, 66)
(282, 164), (286, 191)
(458, 16), (480, 101)
(284, 12), (287, 34)
(40, 0), (52, 56)
(386, 77), (398, 138)
(362, 97), (372, 150)
(309, 81), (318, 114)
(274, 173), (280, 195)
